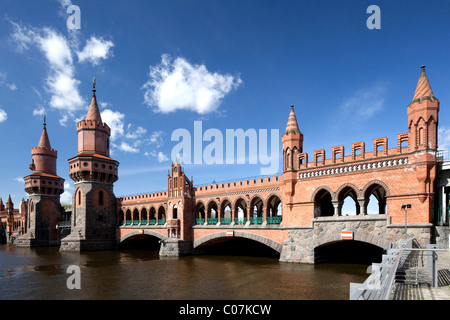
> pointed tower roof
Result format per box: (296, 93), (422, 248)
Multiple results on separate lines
(285, 105), (301, 135)
(38, 115), (52, 149)
(412, 65), (436, 102)
(0, 198), (4, 207)
(6, 195), (12, 205)
(86, 77), (102, 123)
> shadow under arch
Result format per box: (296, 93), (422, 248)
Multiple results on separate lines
(193, 231), (282, 258)
(118, 230), (168, 250)
(314, 239), (384, 264)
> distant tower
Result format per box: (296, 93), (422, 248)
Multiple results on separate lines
(281, 106), (303, 202)
(17, 116), (65, 247)
(5, 195), (14, 243)
(60, 79), (119, 251)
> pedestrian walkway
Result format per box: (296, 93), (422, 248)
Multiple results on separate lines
(392, 250), (450, 300)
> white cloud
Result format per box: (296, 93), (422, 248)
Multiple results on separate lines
(77, 36), (114, 65)
(0, 71), (17, 91)
(147, 130), (164, 147)
(439, 127), (450, 150)
(7, 83), (17, 91)
(157, 151), (169, 162)
(10, 20), (115, 126)
(125, 125), (147, 139)
(14, 177), (24, 183)
(0, 109), (7, 123)
(117, 142), (139, 153)
(100, 109), (125, 141)
(145, 151), (169, 163)
(339, 83), (387, 121)
(60, 191), (73, 204)
(11, 23), (85, 116)
(33, 105), (46, 117)
(143, 54), (242, 114)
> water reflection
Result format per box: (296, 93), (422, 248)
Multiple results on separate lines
(0, 244), (369, 300)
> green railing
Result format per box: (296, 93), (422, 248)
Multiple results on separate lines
(267, 216), (282, 224)
(196, 218), (205, 225)
(124, 220), (132, 226)
(250, 217), (263, 225)
(148, 219), (157, 225)
(220, 218), (232, 225)
(158, 219), (166, 225)
(234, 217), (247, 225)
(207, 218), (218, 225)
(436, 206), (450, 226)
(132, 220), (139, 226)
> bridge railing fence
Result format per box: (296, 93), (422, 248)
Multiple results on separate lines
(350, 238), (446, 300)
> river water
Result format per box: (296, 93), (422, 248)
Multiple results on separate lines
(0, 244), (369, 300)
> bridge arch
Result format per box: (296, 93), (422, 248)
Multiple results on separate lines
(193, 231), (283, 253)
(312, 231), (388, 264)
(119, 229), (168, 244)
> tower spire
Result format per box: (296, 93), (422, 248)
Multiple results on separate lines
(38, 115), (51, 149)
(285, 105), (300, 134)
(86, 77), (102, 122)
(412, 65), (435, 102)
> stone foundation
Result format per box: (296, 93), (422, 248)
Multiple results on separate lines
(159, 239), (192, 257)
(279, 215), (433, 264)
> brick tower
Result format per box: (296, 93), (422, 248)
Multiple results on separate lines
(407, 66), (439, 206)
(281, 105), (303, 204)
(60, 79), (119, 251)
(159, 161), (194, 256)
(16, 117), (65, 247)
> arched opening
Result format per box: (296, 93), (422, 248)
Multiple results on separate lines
(132, 208), (139, 225)
(314, 240), (384, 264)
(172, 205), (178, 219)
(314, 189), (333, 217)
(364, 183), (387, 215)
(157, 206), (166, 224)
(206, 201), (218, 225)
(195, 237), (280, 258)
(220, 199), (232, 225)
(234, 198), (247, 224)
(266, 195), (282, 224)
(249, 196), (264, 224)
(125, 209), (132, 225)
(338, 186), (359, 216)
(141, 207), (148, 225)
(149, 207), (156, 225)
(195, 202), (206, 225)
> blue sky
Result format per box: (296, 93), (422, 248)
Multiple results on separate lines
(1, 0), (450, 205)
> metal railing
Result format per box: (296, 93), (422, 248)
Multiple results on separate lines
(350, 238), (446, 300)
(436, 149), (450, 162)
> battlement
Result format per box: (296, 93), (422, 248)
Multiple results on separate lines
(120, 191), (168, 203)
(31, 146), (57, 157)
(77, 120), (111, 133)
(195, 175), (281, 194)
(290, 134), (414, 172)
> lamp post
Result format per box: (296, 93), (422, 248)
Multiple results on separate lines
(401, 204), (411, 236)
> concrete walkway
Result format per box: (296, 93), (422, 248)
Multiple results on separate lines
(392, 250), (450, 300)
